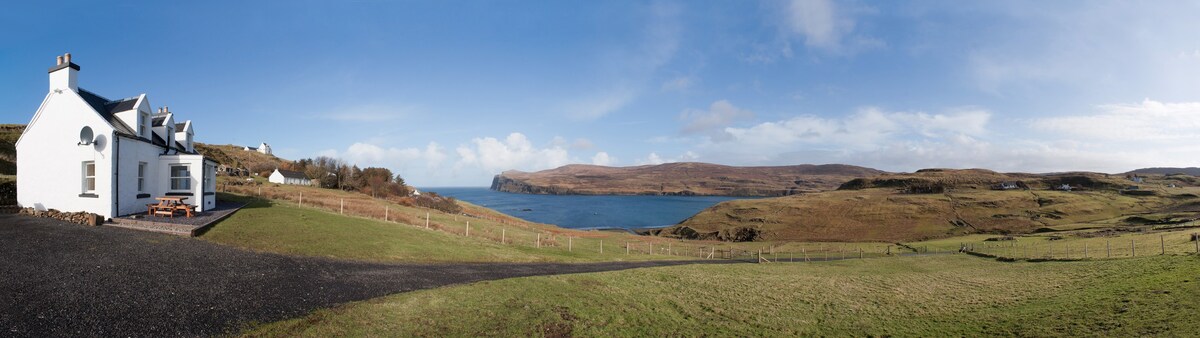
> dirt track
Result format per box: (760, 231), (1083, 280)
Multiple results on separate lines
(0, 214), (734, 337)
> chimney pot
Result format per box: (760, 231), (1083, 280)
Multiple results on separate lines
(56, 56), (63, 65)
(64, 53), (71, 63)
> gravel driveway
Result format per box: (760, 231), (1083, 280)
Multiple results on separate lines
(0, 214), (732, 337)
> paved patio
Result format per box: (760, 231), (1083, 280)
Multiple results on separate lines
(109, 200), (245, 236)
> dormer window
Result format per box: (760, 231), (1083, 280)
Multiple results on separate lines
(138, 111), (148, 137)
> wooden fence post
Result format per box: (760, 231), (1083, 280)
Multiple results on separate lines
(858, 248), (863, 259)
(536, 233), (541, 248)
(425, 212), (430, 229)
(384, 206), (388, 222)
(501, 228), (506, 244)
(600, 240), (603, 254)
(1083, 242), (1088, 259)
(626, 242), (630, 255)
(339, 198), (344, 214)
(648, 242), (652, 255)
(1131, 239), (1136, 257)
(1195, 233), (1199, 253)
(1107, 240), (1111, 258)
(568, 237), (572, 252)
(465, 221), (470, 237)
(299, 192), (303, 206)
(1161, 235), (1166, 255)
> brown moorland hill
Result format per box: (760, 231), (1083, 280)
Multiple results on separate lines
(491, 162), (884, 197)
(194, 143), (288, 175)
(652, 169), (1195, 242)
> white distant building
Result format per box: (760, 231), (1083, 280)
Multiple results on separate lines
(268, 169), (311, 185)
(16, 53), (217, 219)
(243, 142), (271, 155)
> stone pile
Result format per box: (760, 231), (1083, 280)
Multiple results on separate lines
(18, 208), (105, 226)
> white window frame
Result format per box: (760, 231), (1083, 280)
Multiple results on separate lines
(137, 162), (147, 192)
(138, 112), (148, 137)
(82, 161), (96, 193)
(169, 164), (190, 191)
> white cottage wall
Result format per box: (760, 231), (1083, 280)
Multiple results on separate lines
(17, 91), (118, 218)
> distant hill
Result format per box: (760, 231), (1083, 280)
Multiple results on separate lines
(491, 162), (885, 197)
(651, 169), (1192, 242)
(194, 143), (289, 175)
(0, 124), (25, 176)
(1127, 167), (1200, 176)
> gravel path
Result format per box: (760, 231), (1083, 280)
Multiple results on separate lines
(0, 214), (734, 337)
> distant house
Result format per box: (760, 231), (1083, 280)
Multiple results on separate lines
(243, 142), (272, 156)
(1129, 175), (1144, 183)
(269, 169), (311, 185)
(1056, 184), (1072, 191)
(16, 53), (217, 219)
(991, 182), (1021, 190)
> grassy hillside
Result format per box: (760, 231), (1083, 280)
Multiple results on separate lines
(194, 143), (288, 175)
(242, 254), (1200, 336)
(0, 124), (24, 176)
(206, 177), (731, 263)
(206, 194), (684, 263)
(659, 169), (1196, 242)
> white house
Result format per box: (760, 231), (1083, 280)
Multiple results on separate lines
(243, 142), (271, 155)
(269, 169), (311, 185)
(16, 53), (217, 219)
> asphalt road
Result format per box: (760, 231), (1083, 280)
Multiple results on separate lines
(0, 214), (734, 337)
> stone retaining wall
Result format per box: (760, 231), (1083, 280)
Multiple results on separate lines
(17, 208), (104, 226)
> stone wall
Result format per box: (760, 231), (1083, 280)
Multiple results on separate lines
(17, 208), (104, 226)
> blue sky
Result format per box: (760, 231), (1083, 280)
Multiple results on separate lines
(4, 1), (1200, 186)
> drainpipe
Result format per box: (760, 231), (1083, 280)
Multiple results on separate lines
(112, 132), (119, 220)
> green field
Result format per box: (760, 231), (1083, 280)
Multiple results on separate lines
(203, 193), (693, 263)
(243, 254), (1200, 336)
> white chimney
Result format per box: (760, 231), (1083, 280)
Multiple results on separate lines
(49, 53), (78, 92)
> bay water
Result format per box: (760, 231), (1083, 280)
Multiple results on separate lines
(422, 187), (754, 230)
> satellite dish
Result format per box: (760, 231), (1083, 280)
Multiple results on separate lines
(78, 126), (94, 146)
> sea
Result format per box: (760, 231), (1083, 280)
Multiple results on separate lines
(421, 187), (755, 231)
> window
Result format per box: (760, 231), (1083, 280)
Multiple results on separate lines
(138, 112), (147, 137)
(170, 164), (190, 191)
(137, 162), (147, 192)
(82, 161), (95, 192)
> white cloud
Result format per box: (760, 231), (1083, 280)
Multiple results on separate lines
(775, 0), (882, 55)
(682, 100), (1200, 174)
(640, 152), (665, 165)
(454, 133), (571, 174)
(786, 0), (840, 49)
(634, 151), (698, 166)
(1032, 99), (1200, 142)
(679, 100), (755, 137)
(591, 152), (615, 166)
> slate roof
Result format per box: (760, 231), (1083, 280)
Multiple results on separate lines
(276, 169), (309, 180)
(152, 114), (168, 127)
(77, 88), (138, 137)
(76, 88), (198, 155)
(174, 123), (186, 131)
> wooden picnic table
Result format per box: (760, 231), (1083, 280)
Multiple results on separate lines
(147, 197), (196, 218)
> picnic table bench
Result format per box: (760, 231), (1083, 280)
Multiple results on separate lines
(147, 197), (197, 218)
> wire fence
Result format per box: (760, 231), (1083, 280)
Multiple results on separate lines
(961, 231), (1200, 260)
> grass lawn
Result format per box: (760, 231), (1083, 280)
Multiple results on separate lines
(243, 254), (1200, 337)
(202, 193), (693, 263)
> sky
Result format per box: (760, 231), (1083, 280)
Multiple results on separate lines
(3, 1), (1200, 186)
